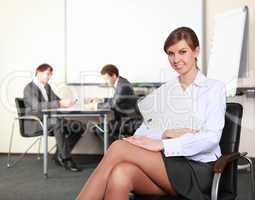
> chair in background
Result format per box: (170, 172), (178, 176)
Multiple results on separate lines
(131, 103), (254, 200)
(117, 115), (143, 139)
(90, 115), (143, 145)
(117, 95), (144, 139)
(92, 96), (143, 143)
(7, 98), (54, 168)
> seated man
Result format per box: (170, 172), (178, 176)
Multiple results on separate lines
(91, 64), (141, 141)
(23, 63), (84, 172)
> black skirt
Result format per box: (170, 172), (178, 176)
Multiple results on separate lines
(161, 152), (214, 200)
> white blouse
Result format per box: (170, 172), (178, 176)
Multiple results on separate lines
(134, 71), (226, 163)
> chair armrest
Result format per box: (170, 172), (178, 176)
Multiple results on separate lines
(213, 152), (248, 173)
(15, 116), (43, 129)
(211, 152), (248, 200)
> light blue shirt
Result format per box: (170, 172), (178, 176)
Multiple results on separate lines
(134, 71), (226, 163)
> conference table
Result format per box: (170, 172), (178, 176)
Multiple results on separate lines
(42, 106), (111, 177)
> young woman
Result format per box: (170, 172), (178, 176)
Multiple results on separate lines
(76, 27), (226, 200)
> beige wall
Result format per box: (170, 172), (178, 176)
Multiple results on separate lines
(0, 0), (255, 155)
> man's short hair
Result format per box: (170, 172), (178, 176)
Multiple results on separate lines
(35, 63), (53, 75)
(100, 64), (119, 77)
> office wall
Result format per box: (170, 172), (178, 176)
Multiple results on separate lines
(0, 0), (255, 155)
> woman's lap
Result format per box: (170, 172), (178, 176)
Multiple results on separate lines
(161, 152), (214, 200)
(107, 140), (214, 200)
(106, 140), (177, 195)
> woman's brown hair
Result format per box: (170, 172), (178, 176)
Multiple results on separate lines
(164, 27), (199, 54)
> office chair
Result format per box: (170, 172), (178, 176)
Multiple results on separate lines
(92, 96), (143, 142)
(7, 98), (54, 168)
(117, 115), (143, 139)
(117, 96), (144, 139)
(130, 103), (254, 200)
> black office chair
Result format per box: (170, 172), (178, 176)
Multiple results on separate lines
(117, 115), (143, 139)
(93, 96), (143, 142)
(131, 103), (254, 200)
(117, 96), (144, 139)
(7, 98), (54, 168)
(91, 116), (143, 146)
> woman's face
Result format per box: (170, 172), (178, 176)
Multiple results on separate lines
(166, 39), (199, 76)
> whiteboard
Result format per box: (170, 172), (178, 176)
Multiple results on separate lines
(207, 6), (248, 97)
(65, 0), (204, 84)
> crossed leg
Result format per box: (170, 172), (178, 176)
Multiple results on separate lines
(104, 162), (168, 200)
(76, 139), (177, 200)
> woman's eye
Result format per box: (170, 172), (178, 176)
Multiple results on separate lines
(180, 50), (187, 55)
(168, 52), (174, 57)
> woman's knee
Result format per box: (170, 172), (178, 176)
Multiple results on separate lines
(107, 162), (134, 191)
(108, 139), (126, 150)
(106, 139), (128, 157)
(103, 139), (139, 168)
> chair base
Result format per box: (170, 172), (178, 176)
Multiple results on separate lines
(7, 137), (42, 168)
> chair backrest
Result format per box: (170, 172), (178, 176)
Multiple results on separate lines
(15, 98), (30, 137)
(15, 97), (51, 137)
(219, 102), (243, 198)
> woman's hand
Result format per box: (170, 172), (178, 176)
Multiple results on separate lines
(161, 128), (199, 139)
(123, 136), (163, 152)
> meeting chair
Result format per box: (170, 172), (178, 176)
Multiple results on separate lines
(92, 96), (143, 143)
(7, 98), (54, 168)
(117, 115), (143, 139)
(117, 95), (144, 139)
(130, 103), (254, 200)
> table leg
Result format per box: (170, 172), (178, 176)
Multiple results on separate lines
(43, 114), (48, 178)
(103, 114), (108, 153)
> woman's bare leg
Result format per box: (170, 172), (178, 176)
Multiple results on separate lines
(76, 140), (177, 200)
(104, 162), (168, 200)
